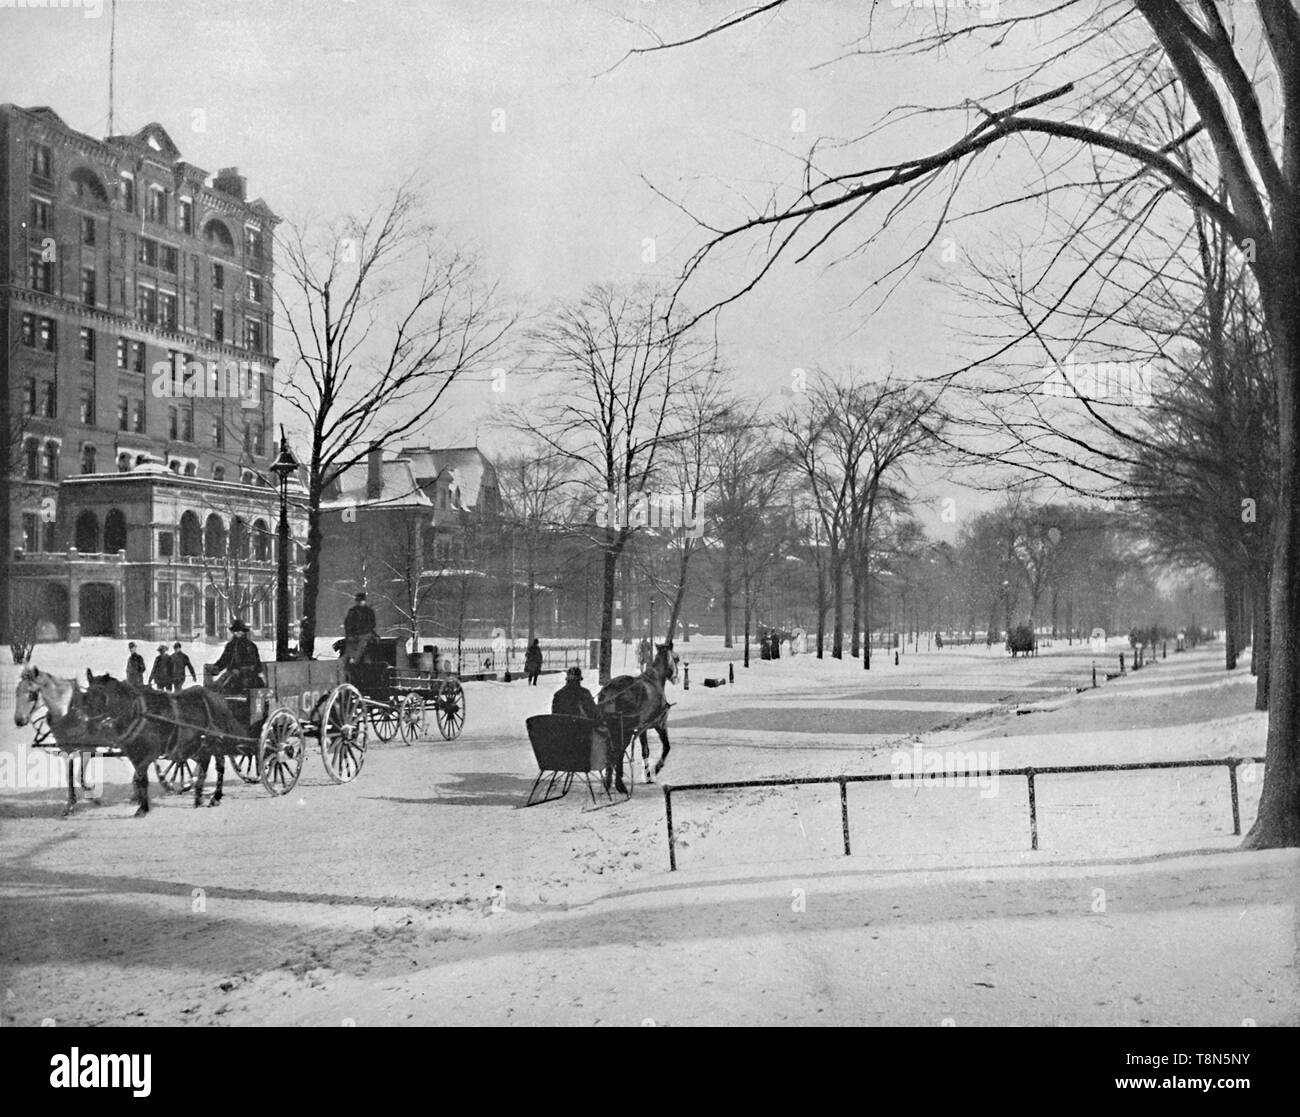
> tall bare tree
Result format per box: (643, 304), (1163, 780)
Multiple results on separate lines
(275, 186), (513, 658)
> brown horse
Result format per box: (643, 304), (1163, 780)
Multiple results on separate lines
(597, 641), (679, 794)
(85, 672), (245, 812)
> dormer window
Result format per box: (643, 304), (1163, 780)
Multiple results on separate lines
(146, 184), (167, 224)
(31, 143), (52, 179)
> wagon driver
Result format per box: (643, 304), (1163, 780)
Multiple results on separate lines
(212, 618), (264, 694)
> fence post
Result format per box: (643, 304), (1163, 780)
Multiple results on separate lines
(664, 785), (677, 871)
(1228, 760), (1242, 836)
(1026, 768), (1038, 851)
(683, 663), (690, 690)
(1119, 652), (1125, 674)
(1092, 663), (1097, 688)
(729, 662), (734, 685)
(839, 778), (851, 856)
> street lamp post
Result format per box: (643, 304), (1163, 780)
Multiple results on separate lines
(270, 427), (300, 663)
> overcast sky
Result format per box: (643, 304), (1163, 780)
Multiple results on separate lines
(3, 0), (1087, 529)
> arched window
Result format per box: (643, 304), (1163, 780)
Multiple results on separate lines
(103, 508), (127, 554)
(179, 510), (202, 557)
(231, 516), (250, 560)
(240, 468), (255, 485)
(213, 465), (225, 481)
(183, 462), (196, 477)
(80, 444), (96, 474)
(75, 510), (99, 552)
(204, 513), (226, 557)
(253, 518), (270, 561)
(43, 441), (59, 480)
(202, 218), (234, 252)
(69, 166), (109, 206)
(117, 452), (131, 473)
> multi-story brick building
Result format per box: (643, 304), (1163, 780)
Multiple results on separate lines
(1, 104), (295, 644)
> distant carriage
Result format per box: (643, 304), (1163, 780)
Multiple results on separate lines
(341, 637), (466, 744)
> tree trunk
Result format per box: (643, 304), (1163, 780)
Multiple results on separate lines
(1223, 572), (1238, 670)
(862, 561), (871, 670)
(722, 554), (734, 648)
(299, 491), (325, 659)
(599, 542), (618, 684)
(815, 558), (826, 659)
(830, 547), (844, 658)
(1245, 250), (1300, 848)
(1254, 565), (1271, 710)
(850, 552), (862, 658)
(743, 580), (753, 668)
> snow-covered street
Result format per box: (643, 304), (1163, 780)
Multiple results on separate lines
(2, 639), (1294, 1026)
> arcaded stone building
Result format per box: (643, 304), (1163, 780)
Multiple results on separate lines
(1, 104), (286, 643)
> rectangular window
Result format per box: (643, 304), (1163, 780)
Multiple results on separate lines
(80, 387), (95, 425)
(29, 196), (50, 230)
(120, 175), (135, 213)
(28, 252), (53, 293)
(247, 275), (263, 303)
(81, 266), (96, 306)
(169, 407), (178, 441)
(254, 424), (265, 456)
(116, 337), (128, 369)
(179, 199), (193, 235)
(25, 378), (38, 416)
(42, 519), (56, 551)
(158, 532), (174, 559)
(132, 400), (145, 433)
(118, 396), (129, 431)
(81, 215), (96, 246)
(132, 341), (145, 373)
(245, 227), (264, 260)
(31, 143), (52, 179)
(22, 514), (39, 552)
(38, 318), (56, 352)
(137, 285), (157, 323)
(213, 262), (224, 290)
(146, 185), (167, 224)
(42, 382), (57, 419)
(243, 421), (252, 453)
(21, 314), (36, 347)
(116, 229), (128, 259)
(138, 238), (158, 267)
(44, 443), (58, 480)
(182, 407), (194, 443)
(157, 581), (173, 621)
(212, 306), (224, 342)
(244, 319), (263, 353)
(212, 417), (225, 448)
(159, 291), (177, 329)
(160, 244), (178, 274)
(79, 327), (95, 362)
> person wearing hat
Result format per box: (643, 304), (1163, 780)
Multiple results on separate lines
(551, 665), (599, 721)
(342, 591), (377, 666)
(523, 638), (543, 686)
(125, 642), (146, 687)
(168, 641), (197, 690)
(211, 618), (264, 693)
(147, 644), (173, 690)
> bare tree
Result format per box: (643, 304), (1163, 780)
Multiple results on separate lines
(512, 282), (712, 683)
(636, 0), (1300, 847)
(275, 185), (513, 658)
(496, 449), (573, 642)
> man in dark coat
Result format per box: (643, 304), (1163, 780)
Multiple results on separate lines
(147, 644), (172, 690)
(169, 642), (197, 690)
(125, 642), (146, 686)
(212, 619), (264, 693)
(551, 666), (599, 721)
(342, 591), (377, 665)
(524, 639), (543, 686)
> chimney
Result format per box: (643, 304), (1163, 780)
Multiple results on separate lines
(213, 167), (246, 201)
(366, 444), (383, 501)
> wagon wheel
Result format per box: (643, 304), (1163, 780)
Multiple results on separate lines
(320, 683), (367, 782)
(370, 701), (400, 742)
(434, 679), (465, 740)
(398, 693), (425, 744)
(155, 753), (199, 794)
(258, 708), (305, 796)
(231, 749), (261, 784)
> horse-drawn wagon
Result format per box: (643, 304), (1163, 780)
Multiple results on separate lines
(342, 637), (466, 744)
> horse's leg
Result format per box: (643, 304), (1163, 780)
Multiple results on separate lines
(63, 757), (77, 817)
(192, 741), (207, 808)
(133, 760), (150, 817)
(640, 728), (653, 782)
(611, 724), (628, 796)
(78, 752), (92, 791)
(209, 749), (225, 807)
(653, 723), (670, 775)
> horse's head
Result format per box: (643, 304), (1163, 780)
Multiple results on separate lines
(654, 642), (679, 685)
(13, 665), (43, 727)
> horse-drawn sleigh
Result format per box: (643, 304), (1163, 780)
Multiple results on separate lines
(524, 641), (678, 806)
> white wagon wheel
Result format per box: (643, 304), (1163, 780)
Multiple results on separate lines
(370, 700), (400, 742)
(320, 683), (367, 782)
(398, 692), (425, 744)
(259, 708), (305, 796)
(434, 679), (465, 740)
